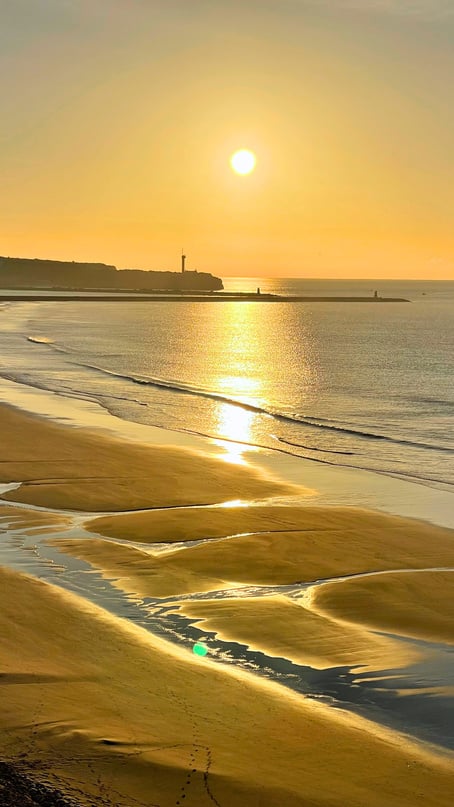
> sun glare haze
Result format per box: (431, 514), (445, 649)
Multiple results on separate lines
(230, 149), (257, 176)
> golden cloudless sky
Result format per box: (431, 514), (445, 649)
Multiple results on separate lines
(1, 0), (454, 278)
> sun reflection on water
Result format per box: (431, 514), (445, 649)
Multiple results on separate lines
(217, 498), (249, 508)
(213, 403), (258, 465)
(200, 301), (315, 466)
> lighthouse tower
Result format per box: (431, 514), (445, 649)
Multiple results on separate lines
(181, 250), (186, 273)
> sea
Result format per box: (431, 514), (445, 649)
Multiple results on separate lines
(1, 278), (453, 508)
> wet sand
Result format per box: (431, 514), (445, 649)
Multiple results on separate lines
(86, 500), (454, 546)
(175, 595), (420, 670)
(1, 402), (454, 806)
(0, 404), (295, 510)
(60, 508), (454, 599)
(313, 570), (454, 645)
(0, 504), (70, 535)
(1, 566), (454, 807)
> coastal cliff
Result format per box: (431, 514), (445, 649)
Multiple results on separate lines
(0, 256), (223, 291)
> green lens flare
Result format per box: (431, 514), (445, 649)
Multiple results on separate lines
(192, 642), (208, 657)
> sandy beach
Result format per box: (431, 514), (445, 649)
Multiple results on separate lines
(1, 401), (454, 807)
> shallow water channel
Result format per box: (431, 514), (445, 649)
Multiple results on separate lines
(1, 491), (453, 754)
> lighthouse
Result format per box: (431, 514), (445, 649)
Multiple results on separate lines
(181, 251), (186, 273)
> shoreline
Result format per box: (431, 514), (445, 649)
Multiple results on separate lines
(1, 374), (454, 529)
(1, 298), (453, 530)
(0, 391), (453, 804)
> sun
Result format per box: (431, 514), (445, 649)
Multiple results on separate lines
(230, 149), (256, 175)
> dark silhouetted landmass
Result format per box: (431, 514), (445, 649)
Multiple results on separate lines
(0, 256), (223, 291)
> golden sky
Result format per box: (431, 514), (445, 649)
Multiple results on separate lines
(1, 1), (454, 278)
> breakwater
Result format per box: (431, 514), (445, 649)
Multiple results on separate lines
(0, 293), (409, 303)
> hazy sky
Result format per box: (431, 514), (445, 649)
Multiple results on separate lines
(1, 0), (454, 278)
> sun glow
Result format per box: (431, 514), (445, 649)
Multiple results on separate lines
(230, 149), (256, 175)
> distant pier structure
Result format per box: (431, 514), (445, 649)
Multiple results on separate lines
(181, 251), (186, 273)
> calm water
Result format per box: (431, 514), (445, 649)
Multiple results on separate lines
(1, 279), (453, 492)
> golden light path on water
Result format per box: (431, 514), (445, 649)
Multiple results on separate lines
(173, 300), (317, 465)
(213, 403), (257, 465)
(206, 302), (268, 465)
